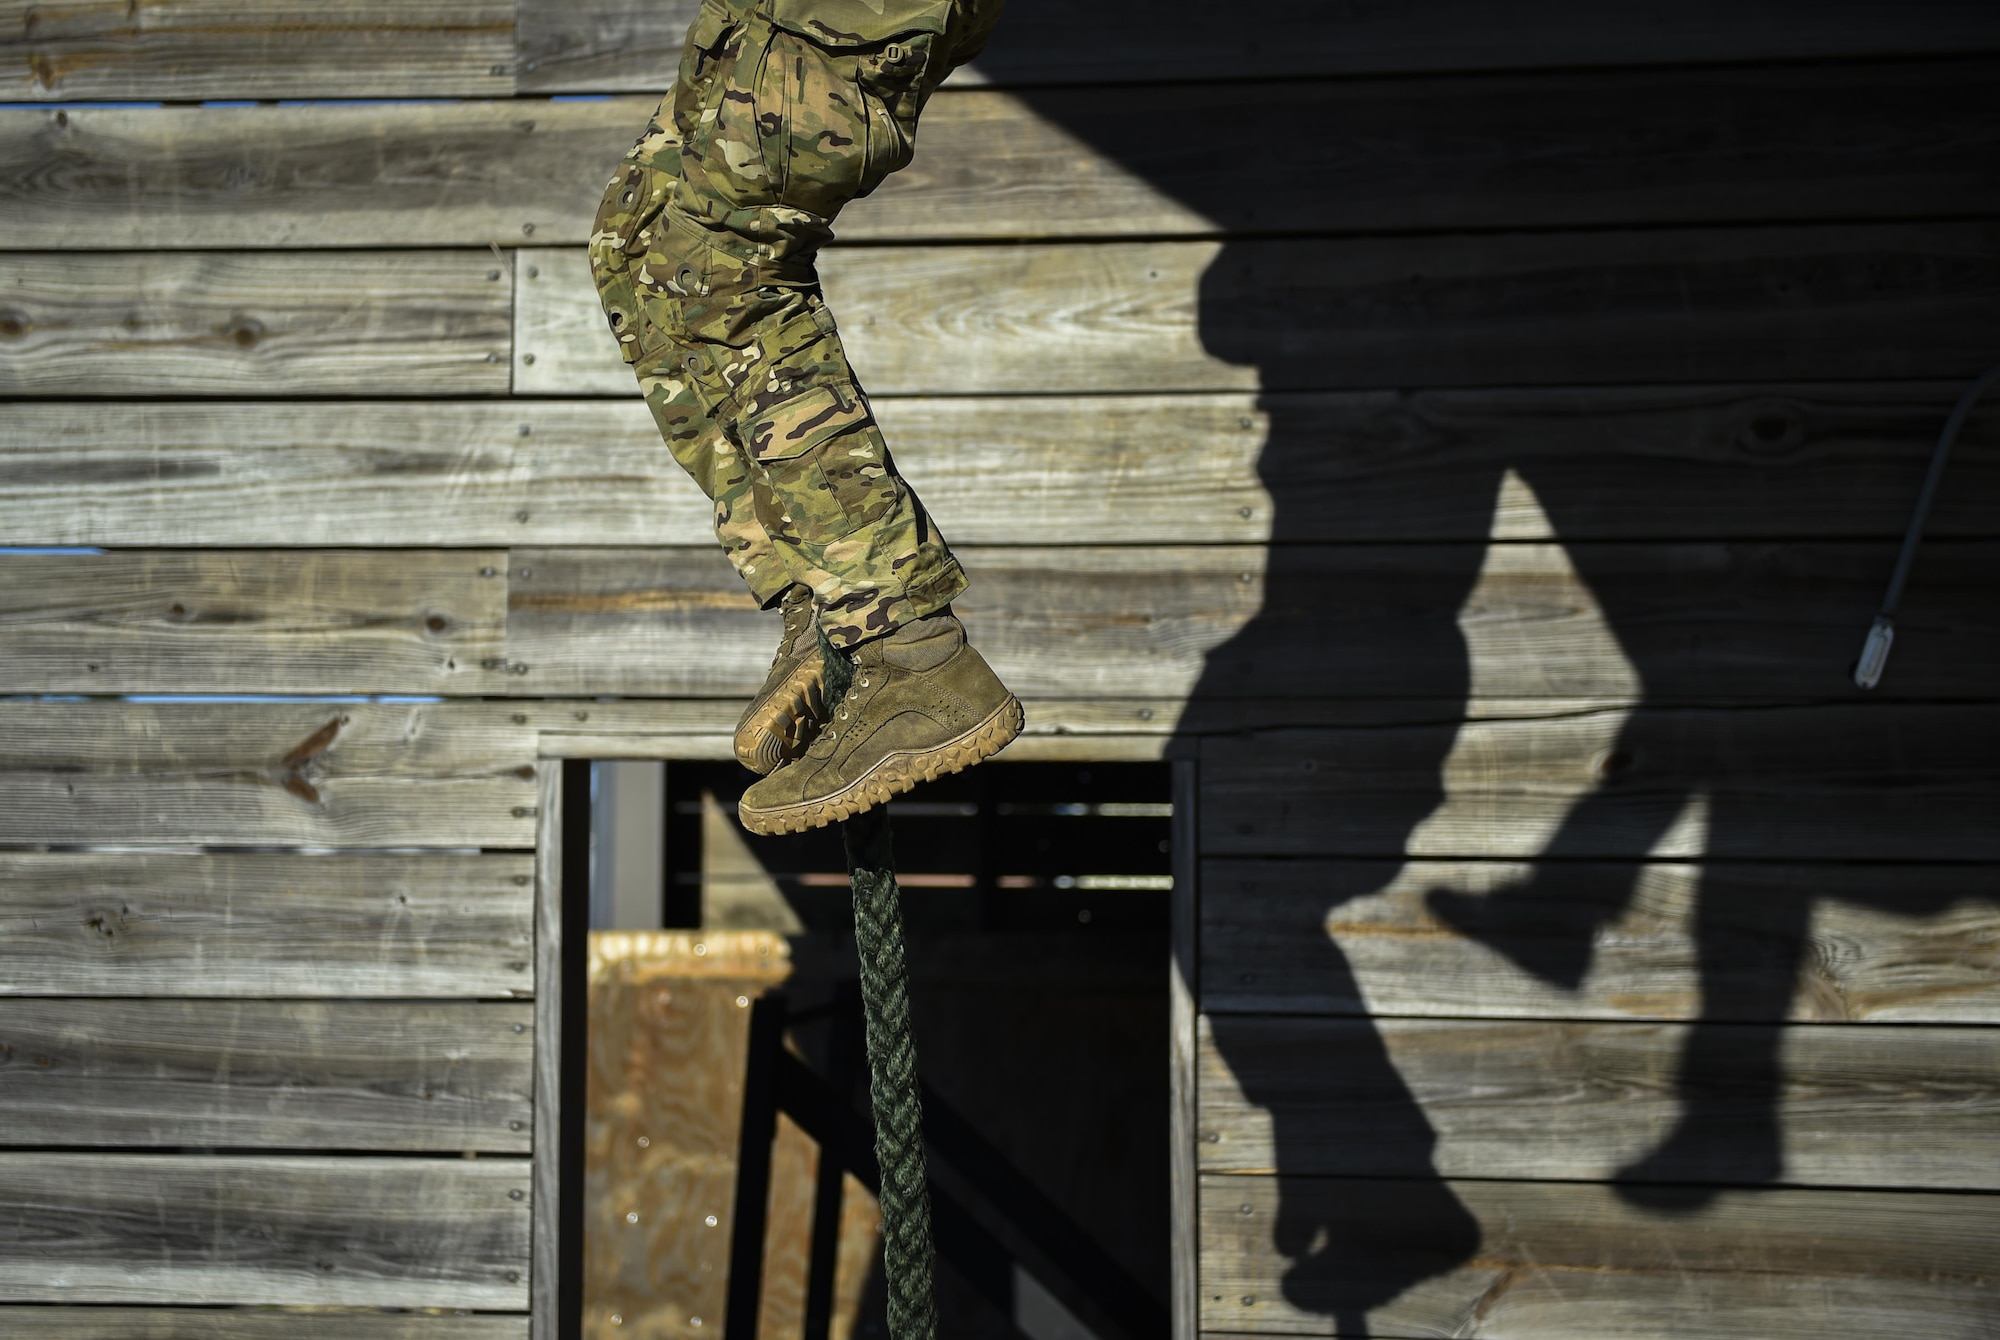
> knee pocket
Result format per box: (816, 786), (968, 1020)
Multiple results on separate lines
(744, 384), (898, 538)
(590, 161), (674, 364)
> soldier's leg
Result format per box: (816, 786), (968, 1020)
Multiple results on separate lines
(592, 118), (833, 774)
(589, 115), (798, 611)
(637, 0), (1011, 649)
(600, 0), (1021, 825)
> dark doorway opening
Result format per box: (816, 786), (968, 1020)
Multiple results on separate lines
(579, 759), (1174, 1340)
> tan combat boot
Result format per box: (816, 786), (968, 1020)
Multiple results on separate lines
(733, 585), (828, 775)
(737, 611), (1022, 834)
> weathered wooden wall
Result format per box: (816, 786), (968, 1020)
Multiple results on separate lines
(3, 2), (1998, 1337)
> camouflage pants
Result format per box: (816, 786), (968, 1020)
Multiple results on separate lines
(589, 0), (1002, 647)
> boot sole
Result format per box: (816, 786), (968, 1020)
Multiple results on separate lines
(737, 695), (1025, 835)
(733, 653), (827, 776)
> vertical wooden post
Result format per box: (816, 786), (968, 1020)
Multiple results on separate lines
(534, 759), (592, 1340)
(1169, 757), (1200, 1340)
(725, 992), (787, 1340)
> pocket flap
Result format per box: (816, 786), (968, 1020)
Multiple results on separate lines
(746, 385), (871, 461)
(687, 1), (734, 51)
(767, 0), (945, 44)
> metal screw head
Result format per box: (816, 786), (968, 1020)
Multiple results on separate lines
(704, 1214), (718, 1227)
(517, 422), (531, 436)
(507, 1271), (520, 1283)
(509, 1189), (524, 1201)
(626, 1211), (639, 1224)
(522, 222), (536, 236)
(526, 265), (539, 279)
(486, 269), (501, 281)
(521, 353), (536, 365)
(512, 1024), (525, 1034)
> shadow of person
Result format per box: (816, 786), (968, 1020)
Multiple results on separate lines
(974, 11), (2000, 1325)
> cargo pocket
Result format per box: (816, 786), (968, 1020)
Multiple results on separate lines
(766, 0), (941, 203)
(744, 383), (895, 537)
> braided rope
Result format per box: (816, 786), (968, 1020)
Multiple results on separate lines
(822, 626), (938, 1339)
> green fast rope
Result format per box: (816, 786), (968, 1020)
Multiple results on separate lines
(821, 626), (939, 1340)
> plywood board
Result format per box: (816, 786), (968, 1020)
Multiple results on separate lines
(2, 384), (1990, 546)
(1199, 1174), (2000, 1338)
(0, 550), (509, 694)
(0, 852), (534, 998)
(518, 222), (2000, 396)
(0, 250), (511, 396)
(0, 702), (537, 848)
(517, 0), (2000, 89)
(0, 999), (531, 1150)
(584, 934), (791, 1338)
(0, 1154), (529, 1309)
(1199, 707), (2000, 860)
(1198, 1015), (2000, 1188)
(1199, 858), (2000, 1023)
(0, 0), (513, 101)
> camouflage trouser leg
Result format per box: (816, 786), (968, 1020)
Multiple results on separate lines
(588, 0), (1002, 648)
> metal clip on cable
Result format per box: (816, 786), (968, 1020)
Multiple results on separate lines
(1854, 363), (2000, 690)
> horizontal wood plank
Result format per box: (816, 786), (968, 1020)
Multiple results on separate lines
(1201, 1174), (2000, 1338)
(0, 550), (509, 694)
(502, 542), (1998, 701)
(520, 222), (2000, 396)
(0, 852), (534, 998)
(0, 400), (703, 546)
(1, 384), (1990, 546)
(6, 0), (1995, 103)
(13, 59), (2000, 246)
(0, 251), (511, 396)
(0, 1312), (525, 1339)
(1199, 1016), (2000, 1188)
(0, 1000), (531, 1151)
(517, 696), (1180, 763)
(1200, 858), (2000, 1022)
(1200, 707), (2000, 860)
(0, 0), (513, 101)
(0, 99), (629, 250)
(519, 0), (2000, 90)
(0, 703), (537, 847)
(0, 1155), (528, 1308)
